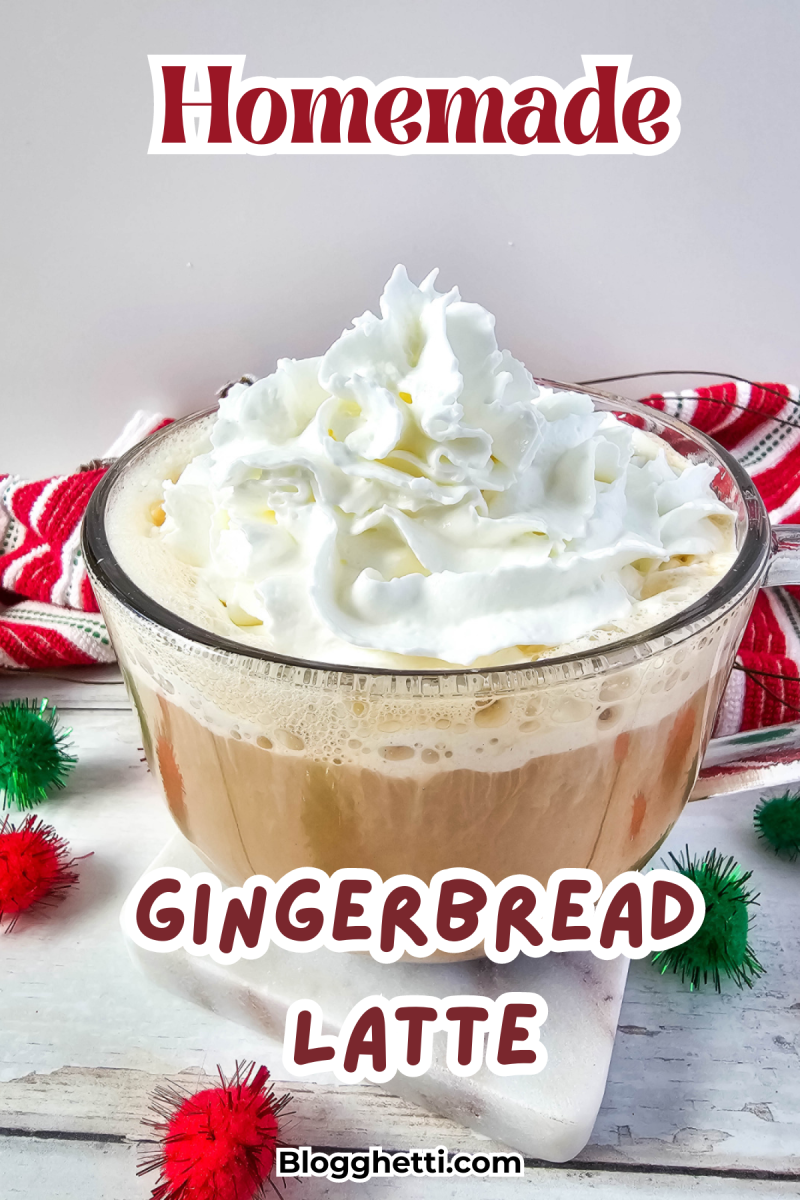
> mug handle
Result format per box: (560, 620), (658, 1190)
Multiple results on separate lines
(692, 524), (800, 799)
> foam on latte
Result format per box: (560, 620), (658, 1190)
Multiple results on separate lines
(107, 266), (736, 671)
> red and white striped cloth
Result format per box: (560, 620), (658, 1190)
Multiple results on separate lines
(1, 385), (799, 734)
(0, 412), (171, 669)
(644, 381), (800, 734)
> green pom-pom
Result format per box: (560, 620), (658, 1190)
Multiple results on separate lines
(652, 847), (764, 992)
(0, 699), (77, 810)
(754, 792), (800, 859)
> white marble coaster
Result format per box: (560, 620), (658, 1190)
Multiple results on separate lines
(124, 834), (629, 1163)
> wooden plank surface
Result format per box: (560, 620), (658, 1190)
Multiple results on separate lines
(0, 664), (129, 708)
(2, 1134), (795, 1200)
(2, 670), (799, 1195)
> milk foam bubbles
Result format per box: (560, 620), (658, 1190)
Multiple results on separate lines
(121, 267), (736, 669)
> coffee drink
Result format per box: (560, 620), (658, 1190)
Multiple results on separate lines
(94, 267), (744, 912)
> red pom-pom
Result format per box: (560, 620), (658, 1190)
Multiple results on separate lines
(140, 1062), (289, 1200)
(0, 814), (80, 929)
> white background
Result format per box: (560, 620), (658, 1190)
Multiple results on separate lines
(2, 0), (799, 476)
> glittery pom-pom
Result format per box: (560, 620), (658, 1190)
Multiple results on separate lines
(0, 814), (81, 930)
(0, 699), (77, 810)
(139, 1062), (289, 1200)
(754, 791), (800, 860)
(652, 847), (764, 992)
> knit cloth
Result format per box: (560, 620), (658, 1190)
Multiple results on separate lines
(1, 386), (798, 734)
(0, 412), (170, 669)
(644, 381), (800, 733)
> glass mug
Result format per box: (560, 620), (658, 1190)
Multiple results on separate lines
(82, 385), (800, 908)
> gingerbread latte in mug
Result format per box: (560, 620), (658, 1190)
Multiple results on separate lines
(84, 268), (774, 933)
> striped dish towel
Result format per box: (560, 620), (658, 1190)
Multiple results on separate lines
(1, 386), (798, 736)
(643, 382), (800, 734)
(0, 412), (171, 669)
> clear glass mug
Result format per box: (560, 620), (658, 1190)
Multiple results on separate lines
(82, 385), (800, 902)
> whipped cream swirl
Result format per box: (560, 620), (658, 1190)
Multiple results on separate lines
(160, 266), (735, 666)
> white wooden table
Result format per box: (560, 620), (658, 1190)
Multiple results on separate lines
(2, 667), (799, 1198)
